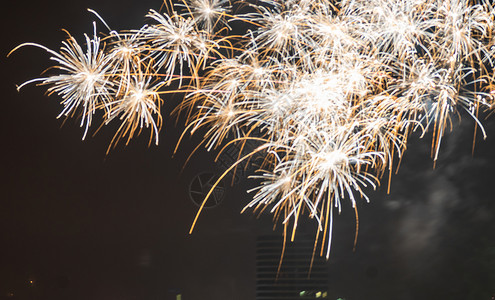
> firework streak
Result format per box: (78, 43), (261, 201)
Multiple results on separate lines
(10, 0), (495, 259)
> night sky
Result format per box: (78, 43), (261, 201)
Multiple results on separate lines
(2, 1), (495, 300)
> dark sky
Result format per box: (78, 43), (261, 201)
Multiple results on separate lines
(2, 1), (495, 300)
(2, 1), (258, 299)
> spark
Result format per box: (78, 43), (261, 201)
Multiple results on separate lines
(10, 24), (114, 139)
(11, 0), (495, 262)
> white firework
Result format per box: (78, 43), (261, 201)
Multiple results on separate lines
(12, 0), (495, 261)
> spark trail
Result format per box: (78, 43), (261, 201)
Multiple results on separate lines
(10, 0), (495, 259)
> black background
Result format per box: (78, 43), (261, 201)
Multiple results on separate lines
(2, 1), (495, 299)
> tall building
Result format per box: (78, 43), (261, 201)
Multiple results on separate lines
(256, 235), (329, 300)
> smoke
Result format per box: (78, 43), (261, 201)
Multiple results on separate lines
(369, 118), (495, 299)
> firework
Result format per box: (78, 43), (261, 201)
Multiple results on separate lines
(11, 0), (495, 260)
(10, 25), (114, 140)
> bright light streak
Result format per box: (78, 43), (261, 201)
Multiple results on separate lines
(11, 0), (495, 261)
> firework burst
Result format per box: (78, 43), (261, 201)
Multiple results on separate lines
(10, 25), (114, 139)
(11, 0), (495, 262)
